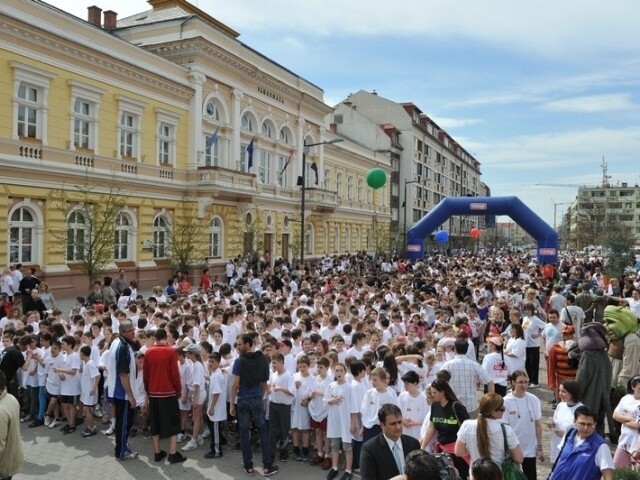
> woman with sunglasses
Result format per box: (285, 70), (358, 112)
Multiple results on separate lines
(501, 370), (543, 480)
(455, 393), (524, 479)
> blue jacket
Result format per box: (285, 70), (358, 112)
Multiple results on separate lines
(549, 428), (605, 480)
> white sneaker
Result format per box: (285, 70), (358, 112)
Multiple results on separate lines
(44, 416), (52, 427)
(196, 437), (204, 446)
(181, 439), (198, 451)
(202, 429), (211, 439)
(48, 418), (60, 429)
(177, 433), (186, 443)
(105, 424), (115, 436)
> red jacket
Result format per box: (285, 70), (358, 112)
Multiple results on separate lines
(143, 344), (181, 398)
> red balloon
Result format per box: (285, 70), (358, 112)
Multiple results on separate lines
(470, 227), (480, 239)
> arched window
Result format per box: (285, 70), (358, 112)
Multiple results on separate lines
(9, 206), (39, 264)
(241, 113), (254, 132)
(67, 209), (88, 262)
(204, 100), (220, 121)
(209, 217), (223, 258)
(305, 223), (313, 256)
(279, 128), (291, 144)
(261, 122), (273, 138)
(153, 214), (170, 258)
(114, 212), (134, 261)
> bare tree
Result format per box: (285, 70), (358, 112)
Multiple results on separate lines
(168, 198), (209, 274)
(48, 175), (126, 286)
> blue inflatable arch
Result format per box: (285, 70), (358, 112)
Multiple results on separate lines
(406, 196), (558, 264)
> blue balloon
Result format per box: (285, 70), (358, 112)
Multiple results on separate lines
(435, 230), (449, 243)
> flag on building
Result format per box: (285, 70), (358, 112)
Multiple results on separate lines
(279, 151), (294, 176)
(206, 126), (219, 149)
(310, 161), (319, 185)
(247, 138), (254, 170)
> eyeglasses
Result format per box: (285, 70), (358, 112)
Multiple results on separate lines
(576, 422), (595, 428)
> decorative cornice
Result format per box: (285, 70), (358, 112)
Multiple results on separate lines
(145, 39), (333, 116)
(0, 16), (193, 102)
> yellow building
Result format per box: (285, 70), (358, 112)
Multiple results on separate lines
(0, 0), (391, 294)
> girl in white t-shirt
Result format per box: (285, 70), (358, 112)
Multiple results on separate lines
(612, 376), (640, 467)
(324, 363), (354, 478)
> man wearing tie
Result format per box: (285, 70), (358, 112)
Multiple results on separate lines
(360, 403), (421, 480)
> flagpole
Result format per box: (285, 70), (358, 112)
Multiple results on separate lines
(299, 138), (344, 266)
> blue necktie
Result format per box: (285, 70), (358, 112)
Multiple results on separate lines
(392, 441), (403, 474)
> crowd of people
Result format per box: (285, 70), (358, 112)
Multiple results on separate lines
(1, 248), (639, 479)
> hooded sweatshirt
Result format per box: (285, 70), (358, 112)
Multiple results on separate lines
(233, 351), (270, 400)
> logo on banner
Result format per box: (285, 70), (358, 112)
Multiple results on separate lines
(469, 203), (488, 210)
(406, 244), (421, 253)
(538, 248), (557, 256)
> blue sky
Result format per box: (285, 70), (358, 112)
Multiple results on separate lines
(47, 0), (640, 227)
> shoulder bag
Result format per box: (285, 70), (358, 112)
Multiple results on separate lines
(500, 423), (527, 480)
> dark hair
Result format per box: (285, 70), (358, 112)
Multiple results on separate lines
(454, 338), (469, 354)
(377, 403), (402, 424)
(510, 323), (524, 339)
(430, 378), (460, 403)
(436, 369), (451, 383)
(209, 352), (221, 363)
(382, 352), (398, 387)
(509, 370), (528, 384)
(404, 450), (442, 480)
(560, 380), (581, 403)
(61, 335), (76, 348)
(154, 328), (168, 341)
(401, 370), (420, 385)
(471, 458), (502, 480)
(574, 405), (597, 422)
(80, 345), (92, 357)
(240, 333), (254, 347)
(350, 360), (366, 377)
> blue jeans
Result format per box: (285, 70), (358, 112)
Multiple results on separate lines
(237, 396), (272, 469)
(37, 386), (46, 420)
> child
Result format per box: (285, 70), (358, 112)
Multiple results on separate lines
(176, 348), (193, 443)
(349, 360), (367, 473)
(324, 363), (354, 480)
(79, 345), (100, 437)
(182, 343), (206, 451)
(291, 355), (314, 461)
(397, 370), (428, 441)
(131, 351), (149, 437)
(268, 353), (295, 462)
(360, 367), (398, 443)
(205, 352), (227, 458)
(54, 335), (81, 434)
(44, 340), (64, 428)
(308, 356), (332, 469)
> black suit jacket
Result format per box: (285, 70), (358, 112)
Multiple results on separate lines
(360, 433), (421, 480)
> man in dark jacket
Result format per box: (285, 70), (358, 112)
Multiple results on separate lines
(360, 404), (421, 480)
(230, 333), (278, 477)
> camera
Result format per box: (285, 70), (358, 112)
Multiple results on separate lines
(434, 452), (460, 480)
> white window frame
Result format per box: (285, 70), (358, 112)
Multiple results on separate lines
(114, 211), (135, 261)
(116, 95), (146, 160)
(66, 208), (89, 262)
(11, 62), (56, 143)
(8, 201), (44, 265)
(205, 134), (220, 167)
(152, 213), (170, 259)
(277, 154), (290, 187)
(68, 80), (104, 153)
(305, 223), (314, 256)
(156, 108), (179, 166)
(336, 172), (343, 198)
(357, 178), (364, 202)
(347, 176), (354, 200)
(209, 217), (223, 258)
(259, 150), (271, 184)
(344, 226), (351, 252)
(323, 168), (331, 190)
(333, 225), (340, 253)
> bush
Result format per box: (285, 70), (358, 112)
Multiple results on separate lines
(613, 467), (640, 480)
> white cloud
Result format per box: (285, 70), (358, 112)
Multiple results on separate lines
(541, 94), (636, 113)
(47, 1), (640, 62)
(430, 116), (482, 129)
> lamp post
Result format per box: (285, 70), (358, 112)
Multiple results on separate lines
(299, 138), (344, 266)
(403, 179), (419, 254)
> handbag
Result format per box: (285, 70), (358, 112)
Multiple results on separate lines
(500, 423), (527, 480)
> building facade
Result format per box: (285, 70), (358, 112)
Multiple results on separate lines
(0, 0), (390, 294)
(332, 91), (485, 253)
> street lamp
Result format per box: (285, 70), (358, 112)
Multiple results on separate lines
(403, 179), (419, 253)
(298, 138), (344, 266)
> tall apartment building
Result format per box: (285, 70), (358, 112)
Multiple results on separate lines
(0, 0), (390, 293)
(332, 91), (486, 252)
(566, 182), (640, 249)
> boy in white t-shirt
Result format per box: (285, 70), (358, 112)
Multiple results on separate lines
(54, 335), (82, 434)
(79, 345), (100, 437)
(205, 352), (227, 458)
(44, 340), (64, 428)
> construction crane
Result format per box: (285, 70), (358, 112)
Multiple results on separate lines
(536, 157), (612, 189)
